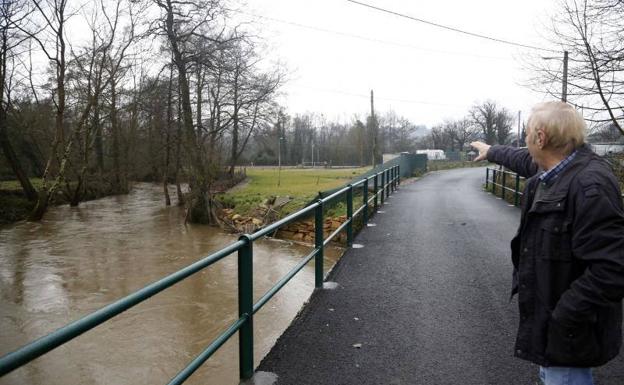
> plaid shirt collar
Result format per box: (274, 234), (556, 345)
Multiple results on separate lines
(539, 150), (578, 185)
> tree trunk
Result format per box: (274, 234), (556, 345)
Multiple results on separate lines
(0, 29), (38, 202)
(230, 114), (238, 177)
(69, 168), (85, 206)
(110, 78), (122, 191)
(126, 90), (139, 188)
(164, 0), (212, 223)
(229, 71), (239, 177)
(0, 120), (38, 201)
(29, 134), (75, 220)
(33, 5), (67, 220)
(30, 189), (49, 221)
(178, 66), (209, 220)
(174, 85), (184, 206)
(163, 66), (174, 206)
(94, 102), (103, 174)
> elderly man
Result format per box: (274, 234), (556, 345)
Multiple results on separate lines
(471, 101), (624, 385)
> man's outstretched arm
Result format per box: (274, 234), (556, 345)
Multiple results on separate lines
(471, 141), (539, 178)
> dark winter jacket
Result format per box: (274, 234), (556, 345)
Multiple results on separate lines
(487, 144), (624, 367)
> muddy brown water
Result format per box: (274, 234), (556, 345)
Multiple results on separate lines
(0, 183), (342, 385)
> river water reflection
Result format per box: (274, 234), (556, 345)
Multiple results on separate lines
(0, 183), (342, 385)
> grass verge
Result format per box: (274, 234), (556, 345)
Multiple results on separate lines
(427, 160), (488, 171)
(215, 167), (372, 217)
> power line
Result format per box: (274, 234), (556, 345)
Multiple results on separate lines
(346, 0), (559, 53)
(237, 10), (513, 61)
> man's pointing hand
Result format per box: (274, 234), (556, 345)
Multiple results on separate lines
(470, 141), (491, 162)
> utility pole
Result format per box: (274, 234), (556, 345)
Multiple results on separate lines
(370, 89), (377, 167)
(562, 50), (569, 103)
(277, 110), (284, 186)
(278, 136), (283, 187)
(311, 141), (314, 168)
(542, 51), (569, 103)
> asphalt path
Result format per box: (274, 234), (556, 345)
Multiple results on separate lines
(256, 167), (624, 385)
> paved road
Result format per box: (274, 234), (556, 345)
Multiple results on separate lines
(257, 167), (624, 385)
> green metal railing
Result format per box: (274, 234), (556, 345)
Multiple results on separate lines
(485, 167), (525, 207)
(486, 167), (624, 204)
(0, 165), (401, 383)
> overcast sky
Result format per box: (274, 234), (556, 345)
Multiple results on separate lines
(238, 0), (562, 127)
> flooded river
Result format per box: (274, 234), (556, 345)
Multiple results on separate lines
(0, 184), (342, 385)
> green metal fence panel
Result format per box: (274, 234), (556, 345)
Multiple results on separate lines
(381, 172), (385, 204)
(444, 151), (462, 161)
(374, 174), (378, 211)
(331, 153), (426, 192)
(346, 185), (353, 246)
(0, 239), (246, 377)
(363, 179), (369, 224)
(238, 235), (254, 380)
(314, 200), (324, 288)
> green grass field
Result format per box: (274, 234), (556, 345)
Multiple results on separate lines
(216, 167), (371, 216)
(0, 178), (43, 191)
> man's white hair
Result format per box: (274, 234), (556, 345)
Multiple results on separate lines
(528, 101), (586, 154)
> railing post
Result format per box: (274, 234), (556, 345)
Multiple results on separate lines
(238, 235), (254, 380)
(397, 165), (401, 186)
(514, 174), (521, 207)
(386, 169), (390, 196)
(492, 169), (497, 195)
(363, 178), (369, 224)
(346, 184), (353, 246)
(373, 173), (378, 212)
(392, 167), (396, 191)
(314, 200), (324, 288)
(381, 171), (385, 205)
(486, 168), (489, 190)
(502, 171), (507, 200)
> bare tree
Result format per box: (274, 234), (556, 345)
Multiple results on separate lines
(226, 36), (283, 176)
(153, 0), (224, 223)
(353, 119), (366, 166)
(429, 125), (451, 149)
(452, 118), (479, 151)
(527, 0), (623, 134)
(495, 108), (514, 145)
(0, 0), (38, 201)
(470, 101), (498, 144)
(61, 0), (138, 206)
(25, 0), (72, 219)
(441, 118), (479, 152)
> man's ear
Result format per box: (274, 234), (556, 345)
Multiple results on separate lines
(537, 129), (547, 148)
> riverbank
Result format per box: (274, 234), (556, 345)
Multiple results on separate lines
(0, 179), (130, 225)
(0, 166), (371, 230)
(216, 171), (423, 246)
(0, 191), (34, 224)
(214, 167), (371, 241)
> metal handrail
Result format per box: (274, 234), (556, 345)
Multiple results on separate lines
(486, 166), (624, 203)
(485, 167), (525, 207)
(0, 239), (246, 376)
(0, 164), (402, 383)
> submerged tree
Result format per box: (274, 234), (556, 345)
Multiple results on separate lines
(0, 0), (38, 202)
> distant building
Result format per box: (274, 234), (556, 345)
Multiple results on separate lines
(382, 153), (401, 163)
(590, 143), (624, 156)
(416, 149), (446, 160)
